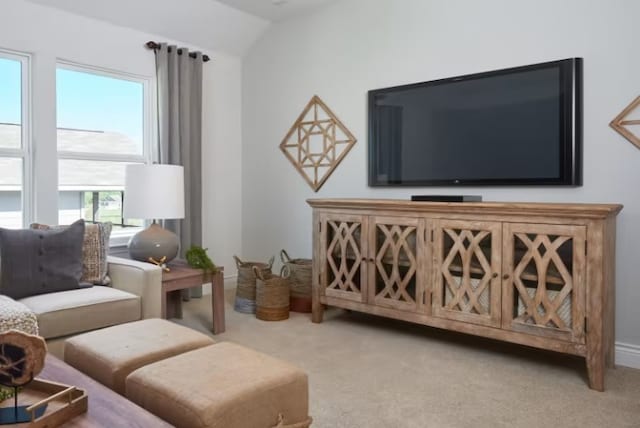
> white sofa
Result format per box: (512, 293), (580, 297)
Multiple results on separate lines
(12, 256), (163, 339)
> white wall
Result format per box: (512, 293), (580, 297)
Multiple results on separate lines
(242, 0), (640, 352)
(2, 0), (242, 275)
(25, 0), (270, 57)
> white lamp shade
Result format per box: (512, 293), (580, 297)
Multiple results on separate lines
(124, 164), (185, 220)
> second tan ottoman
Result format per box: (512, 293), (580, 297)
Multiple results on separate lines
(64, 318), (214, 394)
(126, 342), (312, 428)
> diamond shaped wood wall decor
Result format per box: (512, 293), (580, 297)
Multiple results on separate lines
(610, 95), (640, 149)
(280, 95), (357, 192)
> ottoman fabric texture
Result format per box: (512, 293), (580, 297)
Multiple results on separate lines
(126, 342), (310, 428)
(64, 318), (215, 395)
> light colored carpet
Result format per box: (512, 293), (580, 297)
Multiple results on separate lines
(47, 289), (640, 427)
(174, 290), (640, 428)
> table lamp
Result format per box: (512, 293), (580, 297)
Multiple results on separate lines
(123, 164), (185, 263)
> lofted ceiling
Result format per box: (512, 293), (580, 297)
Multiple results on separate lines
(214, 0), (338, 22)
(24, 0), (271, 56)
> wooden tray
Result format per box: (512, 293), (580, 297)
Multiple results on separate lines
(0, 378), (87, 427)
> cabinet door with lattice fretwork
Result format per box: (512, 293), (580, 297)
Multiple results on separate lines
(319, 213), (368, 303)
(368, 217), (426, 312)
(432, 220), (502, 327)
(502, 223), (586, 343)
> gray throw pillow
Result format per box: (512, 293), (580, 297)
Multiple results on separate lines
(0, 219), (86, 300)
(30, 222), (113, 285)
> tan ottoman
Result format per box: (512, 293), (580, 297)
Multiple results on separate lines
(126, 342), (312, 428)
(64, 318), (214, 394)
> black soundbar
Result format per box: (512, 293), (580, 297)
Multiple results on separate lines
(411, 195), (482, 202)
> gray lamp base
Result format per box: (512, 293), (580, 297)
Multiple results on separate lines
(128, 223), (180, 263)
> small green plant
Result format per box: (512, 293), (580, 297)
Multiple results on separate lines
(0, 386), (17, 403)
(185, 246), (218, 274)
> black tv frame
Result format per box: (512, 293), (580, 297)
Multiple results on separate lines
(367, 58), (583, 187)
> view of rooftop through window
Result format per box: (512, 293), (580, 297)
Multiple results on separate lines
(56, 67), (144, 155)
(0, 55), (25, 228)
(0, 57), (149, 232)
(0, 57), (21, 131)
(57, 65), (147, 231)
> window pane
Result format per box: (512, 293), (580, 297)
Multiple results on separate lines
(58, 159), (139, 190)
(0, 157), (22, 228)
(0, 57), (22, 149)
(58, 160), (144, 228)
(56, 68), (144, 155)
(59, 190), (143, 229)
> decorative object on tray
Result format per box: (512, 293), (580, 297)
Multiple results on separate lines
(610, 95), (640, 149)
(279, 95), (357, 192)
(0, 330), (47, 423)
(123, 164), (185, 263)
(280, 250), (312, 313)
(254, 265), (290, 321)
(233, 256), (274, 314)
(185, 246), (219, 275)
(0, 331), (88, 426)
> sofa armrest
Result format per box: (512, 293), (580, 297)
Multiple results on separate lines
(107, 256), (162, 319)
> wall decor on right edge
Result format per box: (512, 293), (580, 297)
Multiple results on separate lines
(610, 95), (640, 149)
(279, 95), (357, 192)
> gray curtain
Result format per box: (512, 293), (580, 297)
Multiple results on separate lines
(155, 43), (204, 298)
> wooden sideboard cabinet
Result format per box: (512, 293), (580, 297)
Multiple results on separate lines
(307, 199), (622, 391)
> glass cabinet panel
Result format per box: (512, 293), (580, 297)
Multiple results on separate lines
(321, 214), (367, 302)
(369, 217), (424, 311)
(432, 220), (502, 327)
(502, 223), (586, 343)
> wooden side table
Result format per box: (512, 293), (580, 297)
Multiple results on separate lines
(161, 261), (226, 334)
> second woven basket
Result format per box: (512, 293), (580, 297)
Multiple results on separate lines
(254, 265), (290, 321)
(280, 249), (312, 313)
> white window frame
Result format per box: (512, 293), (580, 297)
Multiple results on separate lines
(0, 48), (32, 228)
(56, 60), (153, 246)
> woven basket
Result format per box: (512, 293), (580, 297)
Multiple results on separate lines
(234, 255), (274, 314)
(255, 265), (290, 321)
(281, 249), (312, 313)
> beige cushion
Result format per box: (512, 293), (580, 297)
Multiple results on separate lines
(126, 342), (311, 428)
(20, 286), (140, 339)
(64, 319), (214, 395)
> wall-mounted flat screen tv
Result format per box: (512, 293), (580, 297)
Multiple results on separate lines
(368, 58), (582, 186)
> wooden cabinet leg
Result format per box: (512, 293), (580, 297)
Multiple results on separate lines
(312, 299), (324, 323)
(586, 352), (605, 392)
(605, 340), (616, 369)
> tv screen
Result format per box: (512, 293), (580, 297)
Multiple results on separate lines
(368, 58), (582, 186)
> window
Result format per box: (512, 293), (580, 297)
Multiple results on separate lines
(0, 50), (30, 228)
(56, 63), (151, 244)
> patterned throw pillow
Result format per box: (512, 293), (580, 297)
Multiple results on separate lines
(31, 222), (113, 285)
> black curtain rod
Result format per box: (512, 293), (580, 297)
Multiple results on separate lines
(146, 41), (210, 62)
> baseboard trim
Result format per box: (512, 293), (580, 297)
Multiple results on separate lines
(616, 342), (640, 369)
(199, 274), (237, 295)
(223, 274), (237, 289)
